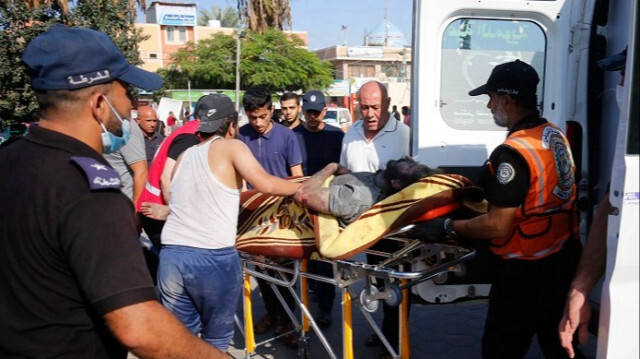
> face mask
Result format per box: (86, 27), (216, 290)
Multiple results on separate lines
(100, 95), (131, 154)
(616, 85), (625, 111)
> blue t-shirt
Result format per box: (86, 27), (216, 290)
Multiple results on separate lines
(294, 125), (344, 175)
(238, 121), (302, 181)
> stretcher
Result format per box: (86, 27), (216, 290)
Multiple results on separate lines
(235, 174), (487, 358)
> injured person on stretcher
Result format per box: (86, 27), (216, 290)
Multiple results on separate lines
(293, 157), (440, 227)
(236, 156), (487, 260)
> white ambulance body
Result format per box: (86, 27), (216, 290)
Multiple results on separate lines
(410, 0), (639, 357)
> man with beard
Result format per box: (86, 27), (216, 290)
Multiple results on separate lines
(420, 60), (582, 359)
(280, 92), (303, 129)
(0, 25), (229, 358)
(292, 90), (345, 328)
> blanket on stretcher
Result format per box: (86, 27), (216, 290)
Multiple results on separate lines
(236, 174), (486, 260)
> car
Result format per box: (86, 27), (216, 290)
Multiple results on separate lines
(323, 107), (352, 132)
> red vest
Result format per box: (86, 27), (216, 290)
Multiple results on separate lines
(136, 120), (200, 212)
(490, 122), (578, 260)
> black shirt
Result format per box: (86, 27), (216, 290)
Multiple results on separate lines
(143, 131), (166, 165)
(293, 124), (344, 175)
(483, 115), (548, 207)
(168, 133), (201, 160)
(0, 125), (156, 358)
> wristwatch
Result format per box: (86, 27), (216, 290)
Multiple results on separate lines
(444, 218), (457, 237)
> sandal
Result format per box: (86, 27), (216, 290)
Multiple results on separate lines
(254, 313), (275, 335)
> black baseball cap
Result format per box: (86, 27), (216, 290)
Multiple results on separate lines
(195, 94), (237, 133)
(22, 25), (162, 91)
(469, 60), (539, 98)
(302, 90), (326, 112)
(598, 47), (627, 71)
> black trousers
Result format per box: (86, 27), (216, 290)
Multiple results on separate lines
(256, 268), (296, 324)
(366, 239), (412, 351)
(138, 214), (165, 285)
(482, 239), (584, 359)
(309, 260), (336, 313)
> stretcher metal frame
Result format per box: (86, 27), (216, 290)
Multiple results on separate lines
(237, 224), (477, 359)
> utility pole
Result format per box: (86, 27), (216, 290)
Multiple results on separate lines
(235, 24), (242, 111)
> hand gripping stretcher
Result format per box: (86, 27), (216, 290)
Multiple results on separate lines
(234, 174), (488, 358)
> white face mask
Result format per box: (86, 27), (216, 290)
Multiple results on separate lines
(615, 85), (625, 111)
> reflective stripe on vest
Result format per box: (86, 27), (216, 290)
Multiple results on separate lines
(490, 122), (578, 260)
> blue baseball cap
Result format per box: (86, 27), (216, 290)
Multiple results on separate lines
(598, 47), (627, 71)
(302, 90), (326, 112)
(22, 24), (162, 91)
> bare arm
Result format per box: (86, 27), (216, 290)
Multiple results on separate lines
(105, 300), (229, 359)
(454, 205), (518, 239)
(232, 141), (301, 195)
(558, 195), (609, 358)
(160, 158), (176, 203)
(293, 163), (344, 213)
(290, 164), (303, 177)
(130, 160), (148, 208)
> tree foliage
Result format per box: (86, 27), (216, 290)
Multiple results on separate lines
(158, 29), (333, 94)
(238, 0), (291, 34)
(198, 5), (239, 28)
(0, 0), (147, 127)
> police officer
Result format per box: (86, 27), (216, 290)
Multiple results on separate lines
(0, 25), (228, 358)
(420, 60), (582, 358)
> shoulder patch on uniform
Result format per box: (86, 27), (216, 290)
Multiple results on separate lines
(70, 156), (122, 190)
(496, 162), (516, 185)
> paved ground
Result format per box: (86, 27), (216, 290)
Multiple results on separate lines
(225, 276), (598, 359)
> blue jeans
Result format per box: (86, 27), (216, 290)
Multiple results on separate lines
(158, 245), (242, 351)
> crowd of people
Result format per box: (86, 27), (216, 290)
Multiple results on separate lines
(0, 24), (626, 359)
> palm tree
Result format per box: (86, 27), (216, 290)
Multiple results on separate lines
(198, 5), (239, 28)
(238, 0), (291, 33)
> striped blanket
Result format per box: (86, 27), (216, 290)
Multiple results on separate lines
(236, 174), (486, 260)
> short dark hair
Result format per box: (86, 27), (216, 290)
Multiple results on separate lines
(243, 86), (272, 111)
(383, 157), (442, 194)
(280, 92), (299, 103)
(35, 82), (112, 113)
(214, 113), (238, 137)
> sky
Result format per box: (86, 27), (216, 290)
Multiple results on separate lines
(138, 0), (414, 51)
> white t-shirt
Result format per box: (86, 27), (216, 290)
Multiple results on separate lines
(339, 118), (410, 172)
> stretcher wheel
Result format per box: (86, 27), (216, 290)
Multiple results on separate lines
(384, 284), (402, 307)
(360, 286), (380, 313)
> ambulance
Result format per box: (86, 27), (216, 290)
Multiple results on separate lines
(409, 0), (639, 357)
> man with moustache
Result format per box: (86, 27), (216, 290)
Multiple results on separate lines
(136, 106), (165, 166)
(295, 90), (344, 175)
(0, 25), (229, 358)
(292, 90), (344, 327)
(420, 60), (581, 358)
(339, 81), (410, 358)
(340, 81), (410, 172)
(280, 92), (303, 129)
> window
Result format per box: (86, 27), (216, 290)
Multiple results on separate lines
(167, 26), (175, 42)
(179, 27), (187, 42)
(149, 53), (158, 59)
(440, 19), (546, 130)
(349, 64), (375, 78)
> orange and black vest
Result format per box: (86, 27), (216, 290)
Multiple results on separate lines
(490, 122), (578, 260)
